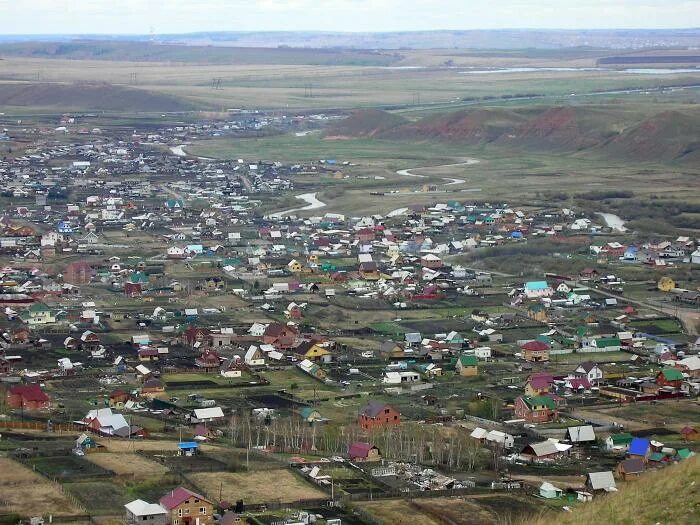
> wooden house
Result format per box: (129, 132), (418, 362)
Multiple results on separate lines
(348, 442), (381, 462)
(159, 487), (214, 525)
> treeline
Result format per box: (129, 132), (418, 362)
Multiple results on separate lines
(221, 415), (490, 472)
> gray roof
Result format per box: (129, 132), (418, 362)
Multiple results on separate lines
(567, 425), (596, 442)
(587, 471), (616, 491)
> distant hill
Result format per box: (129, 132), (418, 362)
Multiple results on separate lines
(382, 109), (526, 143)
(1, 29), (700, 50)
(0, 82), (196, 112)
(497, 106), (623, 151)
(526, 455), (700, 525)
(0, 41), (399, 66)
(600, 110), (700, 162)
(324, 109), (408, 139)
(328, 105), (700, 163)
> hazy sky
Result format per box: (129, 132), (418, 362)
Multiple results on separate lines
(0, 0), (698, 34)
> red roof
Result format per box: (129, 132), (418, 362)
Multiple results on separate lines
(159, 487), (208, 509)
(348, 442), (376, 458)
(521, 341), (549, 352)
(9, 384), (49, 402)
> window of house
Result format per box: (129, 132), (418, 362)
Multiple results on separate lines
(178, 510), (183, 517)
(200, 507), (207, 515)
(174, 520), (179, 525)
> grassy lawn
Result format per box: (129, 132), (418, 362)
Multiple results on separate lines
(263, 368), (326, 390)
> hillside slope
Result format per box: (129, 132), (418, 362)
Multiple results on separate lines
(600, 110), (700, 162)
(528, 456), (700, 525)
(327, 105), (700, 162)
(324, 109), (408, 138)
(0, 82), (196, 112)
(382, 108), (526, 143)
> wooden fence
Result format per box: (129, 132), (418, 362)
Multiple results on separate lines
(0, 420), (83, 432)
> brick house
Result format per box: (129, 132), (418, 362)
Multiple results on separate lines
(159, 487), (214, 525)
(514, 395), (558, 423)
(521, 340), (550, 362)
(63, 261), (94, 285)
(262, 323), (298, 349)
(358, 400), (400, 430)
(6, 384), (50, 410)
(184, 327), (211, 349)
(195, 351), (221, 372)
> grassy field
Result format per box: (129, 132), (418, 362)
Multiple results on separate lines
(188, 469), (326, 504)
(1, 51), (699, 112)
(188, 128), (700, 217)
(0, 457), (83, 517)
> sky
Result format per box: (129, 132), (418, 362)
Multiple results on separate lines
(0, 0), (698, 34)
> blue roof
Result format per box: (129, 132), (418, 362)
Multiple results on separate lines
(525, 281), (549, 290)
(629, 437), (650, 456)
(178, 441), (199, 449)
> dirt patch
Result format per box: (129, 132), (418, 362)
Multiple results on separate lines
(188, 469), (326, 504)
(84, 453), (169, 479)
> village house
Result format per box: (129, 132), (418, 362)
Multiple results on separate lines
(656, 368), (684, 389)
(456, 355), (478, 377)
(521, 340), (550, 362)
(514, 395), (558, 423)
(573, 362), (604, 384)
(159, 487), (214, 525)
(348, 442), (381, 462)
(195, 350), (221, 372)
(6, 383), (50, 410)
(262, 322), (298, 349)
(125, 500), (168, 525)
(358, 400), (400, 431)
(616, 458), (645, 480)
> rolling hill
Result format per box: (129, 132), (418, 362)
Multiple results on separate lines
(0, 82), (197, 112)
(600, 110), (700, 162)
(324, 109), (408, 139)
(381, 108), (526, 143)
(327, 105), (700, 163)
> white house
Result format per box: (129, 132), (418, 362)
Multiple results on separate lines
(248, 322), (268, 337)
(574, 362), (604, 383)
(192, 406), (225, 423)
(244, 345), (265, 366)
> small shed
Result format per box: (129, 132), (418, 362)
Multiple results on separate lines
(539, 482), (563, 499)
(177, 441), (199, 457)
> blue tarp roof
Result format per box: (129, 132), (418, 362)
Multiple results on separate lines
(525, 281), (549, 290)
(178, 441), (199, 449)
(629, 437), (650, 456)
